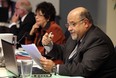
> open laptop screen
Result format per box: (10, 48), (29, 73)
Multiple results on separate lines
(2, 40), (52, 77)
(1, 39), (19, 76)
(0, 33), (13, 57)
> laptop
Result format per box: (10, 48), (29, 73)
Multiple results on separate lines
(1, 39), (20, 77)
(0, 7), (8, 22)
(1, 39), (52, 78)
(0, 33), (13, 57)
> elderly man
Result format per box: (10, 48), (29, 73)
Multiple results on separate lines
(40, 7), (116, 78)
(9, 0), (35, 47)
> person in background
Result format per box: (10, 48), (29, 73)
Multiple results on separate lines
(26, 1), (65, 64)
(40, 7), (116, 78)
(9, 0), (35, 47)
(0, 0), (15, 21)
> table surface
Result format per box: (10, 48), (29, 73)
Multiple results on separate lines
(0, 68), (84, 78)
(0, 49), (84, 78)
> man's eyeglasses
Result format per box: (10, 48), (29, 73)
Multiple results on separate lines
(65, 18), (85, 28)
(15, 7), (23, 11)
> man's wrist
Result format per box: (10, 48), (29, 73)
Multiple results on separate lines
(44, 42), (53, 52)
(51, 64), (57, 75)
(9, 22), (17, 28)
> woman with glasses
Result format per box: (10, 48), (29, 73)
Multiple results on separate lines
(26, 1), (66, 64)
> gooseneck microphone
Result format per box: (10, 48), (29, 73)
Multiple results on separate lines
(12, 32), (28, 48)
(17, 32), (28, 44)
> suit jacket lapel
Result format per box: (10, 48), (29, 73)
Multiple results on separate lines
(65, 37), (77, 62)
(67, 40), (85, 62)
(67, 26), (95, 63)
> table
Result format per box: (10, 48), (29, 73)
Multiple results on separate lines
(0, 68), (15, 78)
(51, 74), (84, 78)
(0, 22), (9, 27)
(15, 49), (85, 78)
(0, 68), (84, 78)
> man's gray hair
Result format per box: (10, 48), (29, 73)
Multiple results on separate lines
(17, 0), (32, 12)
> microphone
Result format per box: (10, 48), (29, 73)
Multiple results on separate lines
(12, 32), (28, 46)
(17, 32), (28, 44)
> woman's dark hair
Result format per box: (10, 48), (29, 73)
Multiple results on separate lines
(36, 1), (56, 21)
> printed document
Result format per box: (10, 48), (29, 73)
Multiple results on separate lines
(21, 44), (42, 69)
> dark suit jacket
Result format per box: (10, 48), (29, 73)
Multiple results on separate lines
(50, 25), (116, 78)
(10, 12), (35, 45)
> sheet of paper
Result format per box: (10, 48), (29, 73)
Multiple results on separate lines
(21, 44), (42, 69)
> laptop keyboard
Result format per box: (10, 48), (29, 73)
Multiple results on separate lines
(17, 66), (52, 78)
(31, 74), (52, 78)
(32, 67), (49, 74)
(32, 67), (52, 77)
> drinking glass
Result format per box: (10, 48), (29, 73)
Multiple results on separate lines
(21, 60), (33, 78)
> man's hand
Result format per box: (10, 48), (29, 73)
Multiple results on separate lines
(42, 32), (54, 46)
(40, 57), (55, 72)
(11, 12), (19, 23)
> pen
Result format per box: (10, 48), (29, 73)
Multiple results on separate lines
(48, 32), (52, 38)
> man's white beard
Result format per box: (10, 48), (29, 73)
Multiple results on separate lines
(71, 34), (78, 40)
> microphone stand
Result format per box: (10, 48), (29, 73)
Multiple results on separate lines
(12, 32), (28, 49)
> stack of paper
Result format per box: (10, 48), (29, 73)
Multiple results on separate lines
(21, 44), (42, 68)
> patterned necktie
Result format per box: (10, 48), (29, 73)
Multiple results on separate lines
(68, 41), (80, 59)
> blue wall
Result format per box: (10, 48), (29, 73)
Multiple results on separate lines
(60, 0), (98, 33)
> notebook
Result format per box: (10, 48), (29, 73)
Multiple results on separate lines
(1, 39), (52, 78)
(0, 7), (8, 22)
